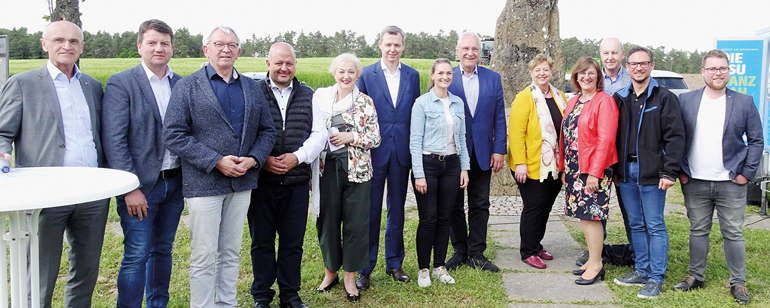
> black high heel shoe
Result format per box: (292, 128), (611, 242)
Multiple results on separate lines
(316, 276), (339, 293)
(346, 290), (360, 302)
(572, 269), (586, 276)
(575, 267), (605, 285)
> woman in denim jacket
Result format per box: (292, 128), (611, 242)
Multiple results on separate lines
(409, 58), (470, 287)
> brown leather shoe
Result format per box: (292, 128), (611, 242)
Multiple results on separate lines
(355, 273), (370, 291)
(385, 267), (409, 282)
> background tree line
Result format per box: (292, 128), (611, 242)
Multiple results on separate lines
(1, 27), (708, 74)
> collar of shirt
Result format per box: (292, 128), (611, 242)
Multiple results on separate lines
(267, 77), (293, 93)
(47, 60), (81, 82)
(205, 64), (239, 82)
(460, 64), (478, 79)
(380, 60), (401, 77)
(140, 60), (173, 82)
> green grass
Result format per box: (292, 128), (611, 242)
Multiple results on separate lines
(58, 205), (507, 308)
(565, 183), (770, 307)
(8, 57), (450, 94)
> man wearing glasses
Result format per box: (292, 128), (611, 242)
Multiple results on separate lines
(612, 47), (684, 299)
(163, 26), (276, 308)
(0, 20), (107, 308)
(673, 49), (761, 305)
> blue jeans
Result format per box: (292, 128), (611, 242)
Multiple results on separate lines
(116, 175), (184, 308)
(618, 162), (668, 282)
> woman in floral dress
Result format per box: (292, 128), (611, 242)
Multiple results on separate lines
(559, 57), (619, 285)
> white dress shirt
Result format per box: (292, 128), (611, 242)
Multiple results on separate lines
(141, 61), (179, 170)
(381, 60), (401, 106)
(461, 65), (479, 117)
(268, 78), (327, 164)
(47, 61), (98, 167)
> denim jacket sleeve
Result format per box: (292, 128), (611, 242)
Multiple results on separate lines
(454, 95), (471, 171)
(410, 95), (427, 178)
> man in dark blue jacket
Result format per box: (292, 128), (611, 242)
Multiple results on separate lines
(355, 25), (421, 288)
(102, 19), (183, 308)
(446, 32), (507, 272)
(613, 47), (684, 299)
(673, 49), (761, 305)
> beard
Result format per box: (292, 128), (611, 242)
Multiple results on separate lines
(706, 78), (727, 91)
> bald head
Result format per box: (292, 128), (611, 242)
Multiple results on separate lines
(266, 42), (297, 89)
(41, 21), (84, 77)
(600, 37), (624, 77)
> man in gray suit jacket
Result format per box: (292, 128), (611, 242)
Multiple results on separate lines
(674, 49), (762, 305)
(102, 19), (183, 308)
(0, 21), (107, 308)
(162, 26), (275, 308)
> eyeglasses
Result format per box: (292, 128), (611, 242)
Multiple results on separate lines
(43, 37), (82, 46)
(627, 61), (651, 69)
(211, 42), (239, 51)
(703, 67), (729, 74)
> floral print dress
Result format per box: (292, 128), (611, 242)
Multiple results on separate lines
(562, 100), (613, 220)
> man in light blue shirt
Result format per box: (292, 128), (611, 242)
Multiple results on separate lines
(600, 37), (631, 96)
(0, 20), (107, 308)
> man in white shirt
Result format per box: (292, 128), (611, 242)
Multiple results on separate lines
(102, 19), (184, 308)
(247, 42), (324, 308)
(0, 20), (107, 308)
(675, 49), (762, 305)
(356, 25), (421, 288)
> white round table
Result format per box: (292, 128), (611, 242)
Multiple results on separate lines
(0, 167), (139, 308)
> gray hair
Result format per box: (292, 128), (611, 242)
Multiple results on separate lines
(202, 26), (240, 47)
(456, 32), (482, 49)
(380, 25), (405, 43)
(268, 42), (297, 60)
(600, 37), (623, 52)
(328, 53), (363, 76)
(42, 20), (83, 41)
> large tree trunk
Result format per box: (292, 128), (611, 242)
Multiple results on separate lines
(51, 0), (81, 27)
(491, 0), (564, 107)
(489, 0), (564, 196)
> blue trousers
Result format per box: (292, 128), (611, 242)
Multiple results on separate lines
(116, 175), (184, 308)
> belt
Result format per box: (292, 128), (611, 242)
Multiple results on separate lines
(424, 153), (458, 162)
(627, 154), (638, 162)
(159, 167), (181, 179)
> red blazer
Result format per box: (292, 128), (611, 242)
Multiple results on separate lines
(559, 91), (619, 178)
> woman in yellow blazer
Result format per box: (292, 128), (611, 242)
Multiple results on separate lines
(506, 54), (567, 269)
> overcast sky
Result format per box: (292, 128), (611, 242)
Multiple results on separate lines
(3, 0), (769, 53)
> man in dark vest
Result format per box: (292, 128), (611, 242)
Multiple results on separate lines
(248, 42), (325, 308)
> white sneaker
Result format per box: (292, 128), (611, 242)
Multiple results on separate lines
(432, 266), (456, 284)
(417, 268), (431, 287)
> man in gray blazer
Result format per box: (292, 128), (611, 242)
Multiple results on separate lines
(162, 26), (275, 308)
(674, 49), (762, 305)
(0, 20), (107, 308)
(102, 19), (183, 308)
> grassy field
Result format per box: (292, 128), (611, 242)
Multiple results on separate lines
(8, 57), (443, 94)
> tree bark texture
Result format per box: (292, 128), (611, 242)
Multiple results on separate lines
(492, 0), (564, 108)
(52, 0), (81, 27)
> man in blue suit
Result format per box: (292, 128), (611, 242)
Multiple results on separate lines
(102, 20), (184, 308)
(446, 32), (507, 272)
(163, 26), (276, 308)
(355, 25), (421, 289)
(673, 49), (761, 305)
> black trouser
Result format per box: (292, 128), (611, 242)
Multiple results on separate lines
(248, 183), (309, 304)
(515, 173), (562, 260)
(414, 154), (461, 269)
(317, 151), (370, 272)
(450, 149), (491, 258)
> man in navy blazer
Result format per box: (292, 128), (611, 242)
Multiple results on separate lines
(673, 50), (761, 305)
(446, 32), (507, 272)
(163, 26), (276, 307)
(355, 25), (421, 288)
(102, 20), (184, 308)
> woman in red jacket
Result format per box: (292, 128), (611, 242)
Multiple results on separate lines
(559, 57), (619, 285)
